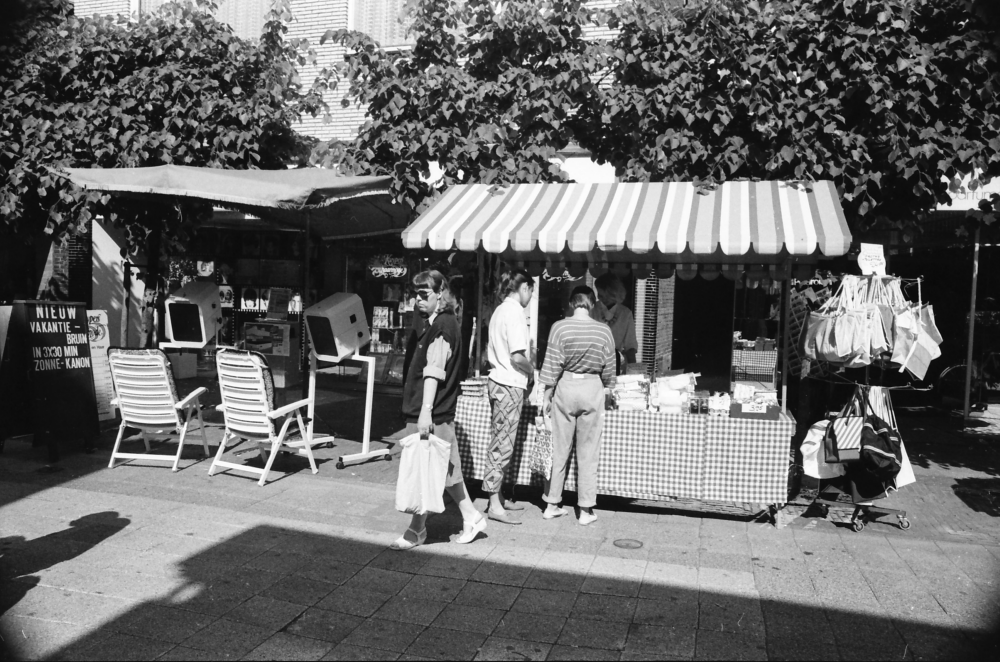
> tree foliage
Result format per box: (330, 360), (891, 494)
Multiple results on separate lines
(311, 0), (608, 212)
(586, 0), (1000, 232)
(0, 0), (319, 257)
(316, 0), (1000, 233)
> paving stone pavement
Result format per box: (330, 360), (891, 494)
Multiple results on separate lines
(1, 384), (999, 661)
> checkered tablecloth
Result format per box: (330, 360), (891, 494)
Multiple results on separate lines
(731, 349), (778, 382)
(454, 396), (794, 504)
(702, 414), (796, 504)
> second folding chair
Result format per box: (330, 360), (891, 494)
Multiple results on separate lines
(210, 347), (319, 486)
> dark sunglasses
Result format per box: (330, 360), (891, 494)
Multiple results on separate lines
(415, 289), (436, 301)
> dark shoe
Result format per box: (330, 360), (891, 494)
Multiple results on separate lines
(487, 508), (522, 525)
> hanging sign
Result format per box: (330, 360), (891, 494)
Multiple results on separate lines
(87, 310), (116, 421)
(858, 243), (887, 276)
(368, 254), (407, 279)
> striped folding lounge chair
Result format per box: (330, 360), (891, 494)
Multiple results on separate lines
(107, 348), (210, 472)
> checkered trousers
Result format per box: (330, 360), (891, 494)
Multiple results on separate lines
(702, 414), (796, 504)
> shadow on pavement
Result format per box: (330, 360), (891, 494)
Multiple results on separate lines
(952, 477), (1000, 517)
(0, 512), (131, 661)
(1, 520), (995, 661)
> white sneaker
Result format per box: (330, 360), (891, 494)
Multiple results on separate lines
(578, 509), (598, 526)
(543, 505), (569, 520)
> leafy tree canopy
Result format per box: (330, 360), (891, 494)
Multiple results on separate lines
(317, 0), (1000, 233)
(312, 0), (609, 212)
(0, 0), (319, 260)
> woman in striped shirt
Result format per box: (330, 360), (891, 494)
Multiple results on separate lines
(539, 286), (615, 526)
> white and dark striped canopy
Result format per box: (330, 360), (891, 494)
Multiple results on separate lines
(402, 181), (851, 263)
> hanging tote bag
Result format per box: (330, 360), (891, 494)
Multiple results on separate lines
(802, 420), (847, 479)
(395, 433), (450, 515)
(802, 279), (848, 363)
(528, 416), (553, 480)
(824, 387), (868, 463)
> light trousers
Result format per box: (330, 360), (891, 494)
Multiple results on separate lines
(544, 373), (604, 509)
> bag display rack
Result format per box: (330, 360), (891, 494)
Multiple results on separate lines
(813, 382), (913, 532)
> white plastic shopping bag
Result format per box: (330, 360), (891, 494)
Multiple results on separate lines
(801, 420), (846, 480)
(395, 433), (449, 515)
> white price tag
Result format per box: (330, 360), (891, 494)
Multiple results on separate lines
(742, 402), (766, 414)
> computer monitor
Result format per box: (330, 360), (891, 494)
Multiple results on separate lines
(304, 293), (370, 362)
(164, 281), (221, 349)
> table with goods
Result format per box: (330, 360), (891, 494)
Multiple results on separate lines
(453, 372), (796, 510)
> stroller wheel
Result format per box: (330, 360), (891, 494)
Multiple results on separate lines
(851, 519), (865, 533)
(898, 517), (911, 530)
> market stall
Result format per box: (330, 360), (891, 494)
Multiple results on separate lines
(403, 180), (851, 512)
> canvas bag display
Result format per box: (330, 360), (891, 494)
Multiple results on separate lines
(395, 433), (450, 515)
(529, 416), (553, 480)
(824, 387), (868, 463)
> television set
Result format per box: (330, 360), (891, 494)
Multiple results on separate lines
(164, 281), (221, 349)
(304, 293), (370, 362)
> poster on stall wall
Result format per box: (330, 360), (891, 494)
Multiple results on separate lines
(87, 310), (116, 421)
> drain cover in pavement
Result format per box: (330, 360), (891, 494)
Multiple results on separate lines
(613, 539), (643, 549)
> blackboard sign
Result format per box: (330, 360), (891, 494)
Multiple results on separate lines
(0, 301), (98, 451)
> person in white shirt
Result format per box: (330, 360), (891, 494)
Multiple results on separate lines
(483, 269), (535, 524)
(592, 272), (638, 373)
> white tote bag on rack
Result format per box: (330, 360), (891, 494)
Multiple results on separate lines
(395, 433), (449, 515)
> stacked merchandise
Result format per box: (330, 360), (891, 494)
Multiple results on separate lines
(459, 377), (489, 398)
(653, 372), (699, 415)
(729, 383), (780, 419)
(612, 374), (650, 411)
(800, 275), (942, 380)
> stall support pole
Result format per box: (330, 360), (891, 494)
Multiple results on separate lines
(964, 226), (981, 423)
(302, 213), (311, 401)
(475, 248), (485, 378)
(781, 263), (792, 414)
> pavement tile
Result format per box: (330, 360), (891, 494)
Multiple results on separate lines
(491, 610), (566, 644)
(454, 581), (522, 611)
(697, 551), (753, 574)
(571, 593), (638, 623)
(633, 597), (699, 629)
(343, 567), (415, 595)
(399, 574), (467, 603)
(156, 645), (220, 661)
(398, 656), (437, 662)
(285, 607), (364, 644)
(224, 594), (305, 630)
(697, 568), (756, 596)
(752, 563), (815, 598)
(315, 585), (391, 618)
(243, 632), (334, 661)
(558, 617), (630, 651)
(697, 594), (765, 639)
(3, 582), (133, 625)
(547, 644), (622, 660)
(511, 588), (577, 618)
(694, 629), (768, 661)
(113, 603), (217, 644)
(826, 612), (907, 658)
(583, 558), (646, 598)
(473, 635), (551, 661)
(623, 624), (697, 658)
(321, 643), (400, 661)
(759, 599), (836, 644)
(523, 567), (587, 593)
(262, 573), (338, 606)
(340, 617), (425, 653)
(374, 595), (448, 626)
(471, 561), (534, 587)
(764, 636), (841, 662)
(181, 618), (273, 659)
(418, 555), (484, 580)
(70, 632), (173, 661)
(640, 562), (699, 601)
(294, 559), (364, 586)
(431, 603), (505, 635)
(405, 626), (486, 660)
(369, 548), (435, 575)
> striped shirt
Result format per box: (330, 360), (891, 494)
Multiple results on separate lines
(539, 314), (616, 387)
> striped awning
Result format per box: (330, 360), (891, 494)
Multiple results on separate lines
(402, 181), (851, 262)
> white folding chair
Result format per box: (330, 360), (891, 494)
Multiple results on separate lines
(210, 348), (319, 486)
(107, 348), (209, 471)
